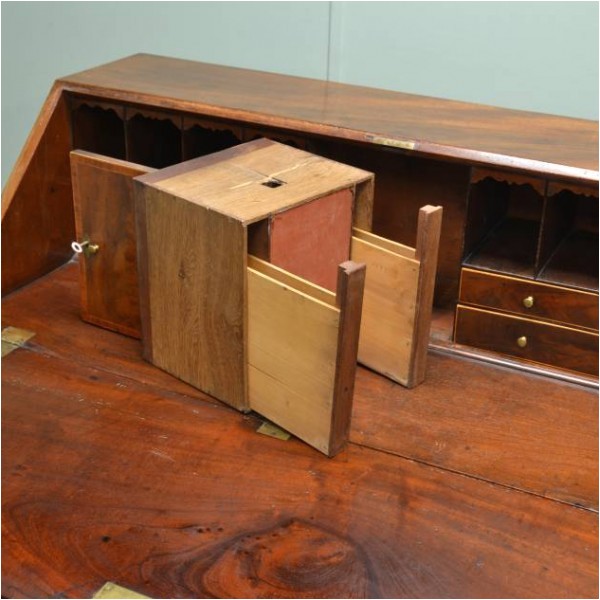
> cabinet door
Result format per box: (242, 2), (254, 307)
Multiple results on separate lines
(70, 150), (153, 337)
(247, 257), (364, 457)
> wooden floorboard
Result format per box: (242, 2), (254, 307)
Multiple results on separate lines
(2, 262), (598, 598)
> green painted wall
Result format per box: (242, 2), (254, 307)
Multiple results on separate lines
(2, 1), (598, 186)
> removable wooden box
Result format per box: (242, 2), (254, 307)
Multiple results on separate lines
(134, 139), (371, 455)
(133, 139), (442, 454)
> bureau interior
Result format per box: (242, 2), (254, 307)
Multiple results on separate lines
(463, 169), (599, 295)
(463, 171), (544, 278)
(67, 93), (596, 350)
(537, 185), (599, 292)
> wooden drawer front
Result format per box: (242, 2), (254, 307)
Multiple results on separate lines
(455, 305), (598, 376)
(460, 268), (598, 330)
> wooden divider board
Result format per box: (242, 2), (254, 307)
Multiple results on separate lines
(71, 151), (153, 337)
(247, 257), (364, 456)
(351, 231), (420, 386)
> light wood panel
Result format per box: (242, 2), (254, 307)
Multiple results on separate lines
(247, 266), (341, 455)
(135, 186), (247, 410)
(351, 236), (420, 385)
(71, 151), (153, 337)
(143, 139), (372, 224)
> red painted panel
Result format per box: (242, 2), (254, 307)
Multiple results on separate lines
(270, 188), (353, 291)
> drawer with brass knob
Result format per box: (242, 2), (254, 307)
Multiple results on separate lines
(454, 305), (598, 376)
(459, 268), (598, 330)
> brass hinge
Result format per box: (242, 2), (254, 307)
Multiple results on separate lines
(93, 582), (150, 599)
(1, 326), (35, 357)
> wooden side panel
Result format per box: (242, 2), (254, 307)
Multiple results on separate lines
(351, 237), (420, 385)
(71, 151), (153, 337)
(247, 267), (342, 455)
(2, 84), (74, 294)
(408, 205), (443, 386)
(269, 188), (353, 291)
(136, 186), (247, 410)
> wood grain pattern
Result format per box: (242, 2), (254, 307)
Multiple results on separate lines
(351, 351), (598, 510)
(136, 186), (247, 410)
(2, 264), (598, 598)
(455, 305), (599, 376)
(59, 54), (598, 179)
(247, 266), (342, 455)
(351, 236), (420, 385)
(71, 151), (153, 337)
(143, 139), (372, 224)
(2, 85), (74, 294)
(460, 268), (599, 330)
(2, 346), (597, 599)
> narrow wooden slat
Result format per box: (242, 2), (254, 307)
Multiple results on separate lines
(351, 236), (420, 385)
(247, 266), (340, 455)
(408, 205), (443, 387)
(247, 255), (336, 306)
(329, 261), (366, 456)
(352, 227), (415, 259)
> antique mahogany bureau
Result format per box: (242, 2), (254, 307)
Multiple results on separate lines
(2, 53), (599, 600)
(2, 53), (598, 382)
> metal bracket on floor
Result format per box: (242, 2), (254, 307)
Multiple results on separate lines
(1, 326), (35, 357)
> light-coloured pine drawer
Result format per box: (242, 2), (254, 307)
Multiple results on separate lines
(459, 268), (598, 330)
(454, 304), (599, 376)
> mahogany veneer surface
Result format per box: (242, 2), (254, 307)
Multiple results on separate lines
(59, 54), (599, 178)
(2, 263), (598, 599)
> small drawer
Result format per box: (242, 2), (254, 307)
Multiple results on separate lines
(454, 305), (598, 376)
(459, 268), (598, 330)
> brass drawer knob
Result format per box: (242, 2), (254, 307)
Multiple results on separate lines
(517, 336), (528, 348)
(522, 296), (534, 308)
(71, 238), (99, 257)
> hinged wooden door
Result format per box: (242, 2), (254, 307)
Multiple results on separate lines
(70, 150), (153, 337)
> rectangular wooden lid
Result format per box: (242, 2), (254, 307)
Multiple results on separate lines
(135, 138), (373, 224)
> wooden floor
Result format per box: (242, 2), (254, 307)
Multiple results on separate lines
(2, 262), (598, 599)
